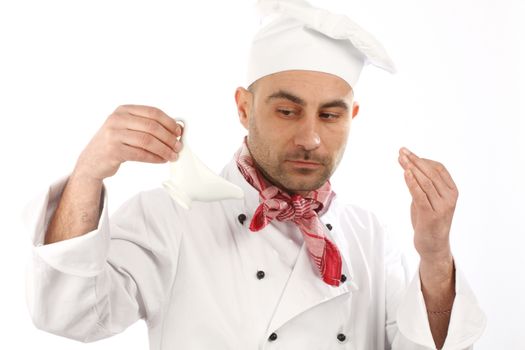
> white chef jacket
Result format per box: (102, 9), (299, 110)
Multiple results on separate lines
(25, 156), (486, 350)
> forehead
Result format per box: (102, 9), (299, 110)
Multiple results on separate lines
(253, 70), (354, 101)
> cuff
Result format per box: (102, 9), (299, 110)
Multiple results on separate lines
(27, 175), (110, 277)
(396, 260), (486, 349)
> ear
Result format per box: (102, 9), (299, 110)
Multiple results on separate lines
(351, 100), (360, 120)
(234, 87), (252, 130)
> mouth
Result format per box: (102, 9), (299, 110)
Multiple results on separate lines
(285, 160), (323, 169)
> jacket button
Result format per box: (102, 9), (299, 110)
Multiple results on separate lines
(256, 270), (265, 280)
(340, 274), (347, 283)
(326, 223), (333, 231)
(238, 214), (247, 224)
(268, 332), (278, 341)
(337, 333), (346, 342)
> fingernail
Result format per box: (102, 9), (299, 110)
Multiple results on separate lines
(401, 147), (411, 156)
(174, 125), (182, 137)
(170, 152), (178, 161)
(174, 141), (182, 152)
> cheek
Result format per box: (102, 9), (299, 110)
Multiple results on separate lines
(251, 111), (286, 144)
(249, 113), (281, 160)
(324, 125), (350, 161)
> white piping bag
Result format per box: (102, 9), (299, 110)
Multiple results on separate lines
(162, 120), (244, 209)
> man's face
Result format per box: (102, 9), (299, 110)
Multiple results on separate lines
(235, 70), (359, 196)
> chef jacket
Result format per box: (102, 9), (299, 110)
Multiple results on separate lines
(25, 156), (486, 349)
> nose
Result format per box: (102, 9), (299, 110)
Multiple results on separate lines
(293, 115), (321, 151)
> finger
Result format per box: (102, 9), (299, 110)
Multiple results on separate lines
(117, 105), (181, 137)
(118, 129), (178, 162)
(113, 113), (182, 153)
(423, 158), (458, 192)
(404, 169), (433, 210)
(120, 144), (168, 164)
(401, 157), (440, 210)
(399, 148), (449, 198)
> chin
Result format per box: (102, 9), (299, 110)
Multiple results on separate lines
(284, 179), (327, 193)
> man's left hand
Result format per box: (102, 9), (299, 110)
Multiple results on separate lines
(397, 147), (458, 261)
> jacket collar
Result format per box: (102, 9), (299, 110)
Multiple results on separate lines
(219, 156), (261, 219)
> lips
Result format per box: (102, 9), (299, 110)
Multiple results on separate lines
(286, 160), (323, 168)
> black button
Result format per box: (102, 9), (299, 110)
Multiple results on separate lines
(340, 274), (347, 283)
(337, 333), (346, 342)
(326, 223), (333, 231)
(256, 270), (265, 280)
(238, 214), (247, 224)
(268, 332), (278, 341)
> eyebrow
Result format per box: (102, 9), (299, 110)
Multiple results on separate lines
(265, 89), (349, 111)
(320, 100), (349, 111)
(266, 90), (306, 106)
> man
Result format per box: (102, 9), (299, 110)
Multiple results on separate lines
(26, 1), (485, 349)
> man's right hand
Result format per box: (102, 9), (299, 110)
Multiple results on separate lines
(44, 105), (182, 245)
(73, 105), (183, 181)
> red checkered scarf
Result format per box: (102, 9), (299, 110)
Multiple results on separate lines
(235, 138), (343, 287)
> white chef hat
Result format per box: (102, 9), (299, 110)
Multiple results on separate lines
(246, 0), (396, 89)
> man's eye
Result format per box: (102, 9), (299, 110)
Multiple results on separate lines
(320, 113), (339, 120)
(277, 109), (295, 116)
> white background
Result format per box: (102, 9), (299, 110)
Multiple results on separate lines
(1, 0), (523, 348)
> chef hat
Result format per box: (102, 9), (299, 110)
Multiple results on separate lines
(246, 0), (396, 89)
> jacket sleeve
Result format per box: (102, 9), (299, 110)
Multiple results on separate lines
(383, 231), (486, 350)
(25, 176), (180, 342)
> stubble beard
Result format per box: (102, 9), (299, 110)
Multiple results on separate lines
(247, 117), (334, 195)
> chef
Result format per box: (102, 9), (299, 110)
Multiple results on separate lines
(26, 0), (486, 349)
